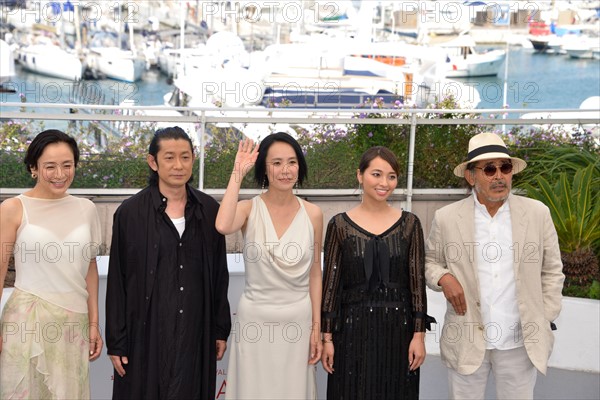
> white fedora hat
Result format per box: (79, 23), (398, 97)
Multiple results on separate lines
(453, 132), (527, 177)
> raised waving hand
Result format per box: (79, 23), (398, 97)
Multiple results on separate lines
(233, 139), (259, 178)
(215, 139), (260, 235)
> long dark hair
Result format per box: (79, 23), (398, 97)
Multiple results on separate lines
(148, 126), (194, 185)
(253, 132), (308, 188)
(24, 129), (79, 173)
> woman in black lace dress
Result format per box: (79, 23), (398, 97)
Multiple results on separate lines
(321, 146), (433, 400)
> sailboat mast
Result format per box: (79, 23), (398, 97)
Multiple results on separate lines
(74, 3), (81, 54)
(129, 15), (136, 56)
(117, 0), (122, 50)
(180, 0), (185, 52)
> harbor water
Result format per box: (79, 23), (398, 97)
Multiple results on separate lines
(2, 46), (599, 115)
(467, 45), (600, 110)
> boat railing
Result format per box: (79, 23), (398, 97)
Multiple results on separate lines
(2, 102), (598, 211)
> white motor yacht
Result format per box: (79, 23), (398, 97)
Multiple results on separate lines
(437, 34), (506, 78)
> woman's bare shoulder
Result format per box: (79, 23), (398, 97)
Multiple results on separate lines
(237, 198), (254, 224)
(302, 199), (323, 219)
(1, 197), (22, 213)
(238, 198), (253, 211)
(0, 197), (23, 227)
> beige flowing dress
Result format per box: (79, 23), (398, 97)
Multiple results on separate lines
(225, 196), (317, 400)
(1, 195), (101, 400)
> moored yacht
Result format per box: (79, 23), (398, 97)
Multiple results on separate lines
(87, 47), (146, 82)
(16, 39), (84, 81)
(436, 34), (506, 78)
(563, 36), (599, 59)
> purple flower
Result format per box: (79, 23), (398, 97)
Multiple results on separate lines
(368, 132), (373, 138)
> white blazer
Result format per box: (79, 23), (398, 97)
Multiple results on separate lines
(425, 194), (564, 375)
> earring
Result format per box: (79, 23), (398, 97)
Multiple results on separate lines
(358, 182), (363, 202)
(31, 173), (37, 179)
(261, 176), (267, 192)
(294, 180), (299, 195)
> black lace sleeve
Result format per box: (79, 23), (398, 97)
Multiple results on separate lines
(408, 214), (429, 332)
(321, 214), (344, 333)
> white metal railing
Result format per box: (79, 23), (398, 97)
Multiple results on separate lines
(2, 102), (598, 211)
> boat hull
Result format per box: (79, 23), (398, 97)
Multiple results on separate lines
(96, 57), (145, 82)
(445, 50), (506, 78)
(16, 45), (83, 81)
(564, 48), (594, 59)
(89, 48), (145, 82)
(529, 36), (551, 52)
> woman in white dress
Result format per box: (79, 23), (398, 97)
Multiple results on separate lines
(216, 132), (323, 400)
(0, 129), (103, 399)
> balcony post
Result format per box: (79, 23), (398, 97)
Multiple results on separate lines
(405, 112), (417, 212)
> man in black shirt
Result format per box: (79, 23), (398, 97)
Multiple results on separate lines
(106, 126), (231, 399)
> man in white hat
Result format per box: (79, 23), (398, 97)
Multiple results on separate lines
(425, 132), (564, 399)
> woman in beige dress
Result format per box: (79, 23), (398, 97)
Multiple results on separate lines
(0, 129), (102, 399)
(216, 132), (323, 399)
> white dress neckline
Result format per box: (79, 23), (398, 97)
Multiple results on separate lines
(257, 195), (304, 241)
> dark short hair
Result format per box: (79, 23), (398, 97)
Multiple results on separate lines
(24, 129), (79, 173)
(358, 146), (400, 176)
(254, 132), (308, 188)
(148, 126), (194, 185)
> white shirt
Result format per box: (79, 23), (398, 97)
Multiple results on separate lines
(473, 195), (524, 350)
(171, 216), (186, 238)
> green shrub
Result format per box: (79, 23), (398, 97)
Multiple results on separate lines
(1, 100), (597, 193)
(563, 280), (600, 300)
(588, 280), (600, 300)
(298, 124), (358, 189)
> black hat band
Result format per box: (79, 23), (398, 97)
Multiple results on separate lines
(467, 145), (509, 161)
